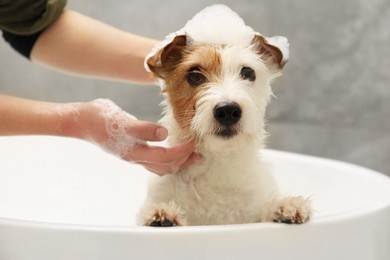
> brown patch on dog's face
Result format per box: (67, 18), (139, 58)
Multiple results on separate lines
(163, 45), (222, 140)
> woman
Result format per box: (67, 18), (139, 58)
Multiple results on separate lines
(0, 0), (199, 175)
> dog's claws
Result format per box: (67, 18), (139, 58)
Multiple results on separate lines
(268, 197), (311, 224)
(143, 201), (187, 227)
(149, 219), (174, 227)
(149, 220), (162, 227)
(161, 219), (174, 227)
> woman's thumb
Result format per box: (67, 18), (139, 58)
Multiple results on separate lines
(128, 120), (168, 142)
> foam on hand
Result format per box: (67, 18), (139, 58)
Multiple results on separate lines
(91, 99), (144, 158)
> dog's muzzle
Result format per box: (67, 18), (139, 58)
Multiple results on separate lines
(213, 102), (241, 138)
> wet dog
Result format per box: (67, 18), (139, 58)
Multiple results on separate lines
(137, 5), (311, 226)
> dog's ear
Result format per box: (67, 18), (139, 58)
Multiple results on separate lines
(252, 34), (289, 74)
(146, 34), (187, 79)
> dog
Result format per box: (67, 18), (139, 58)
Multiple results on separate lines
(137, 5), (311, 226)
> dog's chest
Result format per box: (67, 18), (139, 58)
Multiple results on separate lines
(168, 158), (261, 224)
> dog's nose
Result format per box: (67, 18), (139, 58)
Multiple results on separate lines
(213, 102), (242, 126)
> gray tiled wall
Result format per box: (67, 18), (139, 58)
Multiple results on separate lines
(1, 0), (389, 176)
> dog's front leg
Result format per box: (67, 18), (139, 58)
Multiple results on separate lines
(263, 196), (312, 224)
(141, 201), (188, 227)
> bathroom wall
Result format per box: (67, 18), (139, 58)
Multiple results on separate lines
(1, 0), (389, 175)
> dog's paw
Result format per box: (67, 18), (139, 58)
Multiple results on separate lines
(265, 196), (312, 224)
(144, 201), (187, 227)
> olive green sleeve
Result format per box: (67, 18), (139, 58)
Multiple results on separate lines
(0, 0), (67, 35)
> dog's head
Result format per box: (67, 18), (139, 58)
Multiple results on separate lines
(145, 5), (288, 150)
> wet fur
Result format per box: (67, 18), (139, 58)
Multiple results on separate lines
(138, 35), (311, 226)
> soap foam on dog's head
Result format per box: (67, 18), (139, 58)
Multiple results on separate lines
(146, 5), (253, 70)
(183, 4), (254, 46)
(183, 4), (289, 62)
(145, 4), (289, 73)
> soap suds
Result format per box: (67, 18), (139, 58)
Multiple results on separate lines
(91, 99), (145, 158)
(145, 4), (289, 72)
(39, 99), (144, 159)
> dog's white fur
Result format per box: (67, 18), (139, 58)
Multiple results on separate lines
(137, 6), (311, 227)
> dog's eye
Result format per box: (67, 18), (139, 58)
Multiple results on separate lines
(187, 67), (206, 87)
(240, 67), (256, 81)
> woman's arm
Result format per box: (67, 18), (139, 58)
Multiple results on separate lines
(0, 95), (63, 136)
(0, 95), (199, 175)
(30, 10), (158, 84)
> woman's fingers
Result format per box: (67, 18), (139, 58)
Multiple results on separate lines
(123, 142), (200, 176)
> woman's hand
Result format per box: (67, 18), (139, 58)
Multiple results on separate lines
(0, 95), (198, 175)
(71, 99), (200, 175)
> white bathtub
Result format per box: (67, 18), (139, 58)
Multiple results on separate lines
(0, 136), (389, 260)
